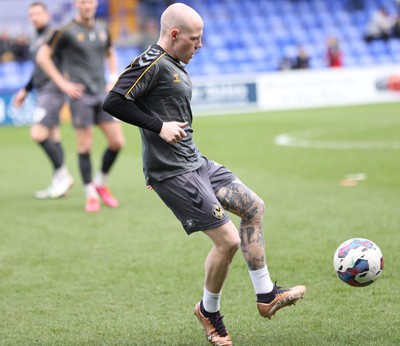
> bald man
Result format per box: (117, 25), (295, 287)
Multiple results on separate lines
(103, 3), (306, 345)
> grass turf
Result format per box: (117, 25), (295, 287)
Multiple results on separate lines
(0, 102), (399, 345)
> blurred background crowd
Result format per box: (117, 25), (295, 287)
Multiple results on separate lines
(1, 0), (400, 89)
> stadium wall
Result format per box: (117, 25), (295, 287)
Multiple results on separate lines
(1, 65), (400, 126)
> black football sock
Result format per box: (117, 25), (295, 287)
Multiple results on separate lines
(257, 286), (278, 304)
(53, 142), (65, 166)
(101, 148), (120, 174)
(39, 139), (62, 170)
(78, 152), (92, 185)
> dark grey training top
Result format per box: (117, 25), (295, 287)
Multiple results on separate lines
(47, 20), (111, 95)
(112, 44), (203, 185)
(30, 25), (61, 93)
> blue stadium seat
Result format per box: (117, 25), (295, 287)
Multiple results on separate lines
(203, 62), (221, 75)
(341, 25), (363, 41)
(309, 57), (326, 69)
(373, 53), (394, 64)
(230, 48), (249, 64)
(213, 48), (231, 64)
(389, 53), (400, 63)
(342, 54), (359, 67)
(333, 11), (352, 25)
(351, 40), (370, 56)
(387, 39), (400, 54)
(367, 40), (389, 55)
(358, 54), (375, 66)
(248, 47), (268, 62)
(204, 34), (226, 49)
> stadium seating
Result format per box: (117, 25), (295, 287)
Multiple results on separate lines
(1, 0), (399, 87)
(184, 0), (400, 76)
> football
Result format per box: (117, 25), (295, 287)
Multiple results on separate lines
(333, 238), (384, 287)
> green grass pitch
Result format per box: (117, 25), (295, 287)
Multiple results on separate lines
(0, 102), (399, 345)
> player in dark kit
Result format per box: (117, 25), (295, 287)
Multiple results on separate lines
(14, 2), (73, 199)
(36, 0), (125, 212)
(103, 3), (306, 345)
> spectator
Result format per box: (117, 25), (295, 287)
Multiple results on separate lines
(11, 34), (30, 63)
(138, 0), (174, 26)
(278, 55), (293, 71)
(392, 16), (400, 38)
(293, 46), (310, 69)
(364, 6), (394, 43)
(139, 19), (159, 51)
(347, 0), (364, 11)
(0, 30), (14, 62)
(326, 36), (343, 67)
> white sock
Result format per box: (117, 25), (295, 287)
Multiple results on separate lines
(84, 183), (98, 199)
(249, 265), (274, 294)
(202, 287), (221, 313)
(94, 171), (107, 187)
(54, 166), (68, 179)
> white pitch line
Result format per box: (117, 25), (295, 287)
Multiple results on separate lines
(274, 129), (400, 150)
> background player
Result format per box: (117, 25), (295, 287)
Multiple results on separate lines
(13, 1), (73, 199)
(36, 0), (125, 212)
(103, 3), (306, 345)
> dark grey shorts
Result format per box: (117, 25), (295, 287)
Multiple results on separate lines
(69, 93), (117, 129)
(152, 157), (236, 234)
(33, 92), (65, 127)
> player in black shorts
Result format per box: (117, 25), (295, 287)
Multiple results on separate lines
(13, 2), (73, 199)
(36, 0), (125, 212)
(103, 3), (306, 345)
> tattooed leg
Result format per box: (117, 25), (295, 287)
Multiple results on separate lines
(216, 178), (266, 270)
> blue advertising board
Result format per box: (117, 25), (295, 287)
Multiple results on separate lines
(192, 82), (257, 110)
(0, 90), (35, 126)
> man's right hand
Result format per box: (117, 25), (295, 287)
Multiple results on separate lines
(60, 80), (85, 99)
(159, 121), (189, 145)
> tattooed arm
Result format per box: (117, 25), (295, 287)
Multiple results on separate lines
(216, 178), (266, 270)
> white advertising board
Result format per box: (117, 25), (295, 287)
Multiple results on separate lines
(257, 65), (400, 110)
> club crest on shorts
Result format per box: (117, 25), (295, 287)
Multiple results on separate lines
(185, 219), (195, 229)
(212, 204), (225, 220)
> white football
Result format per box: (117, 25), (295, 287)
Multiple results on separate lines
(333, 238), (384, 287)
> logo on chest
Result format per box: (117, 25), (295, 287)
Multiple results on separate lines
(173, 72), (181, 83)
(75, 30), (107, 43)
(88, 31), (96, 41)
(76, 32), (85, 42)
